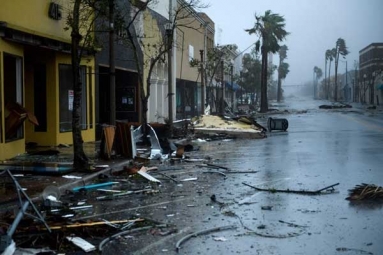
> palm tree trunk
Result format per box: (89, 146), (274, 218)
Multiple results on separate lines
(324, 60), (327, 100)
(328, 61), (332, 100)
(334, 53), (339, 101)
(260, 47), (268, 113)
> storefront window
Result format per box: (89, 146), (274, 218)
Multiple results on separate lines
(59, 64), (87, 132)
(4, 53), (23, 142)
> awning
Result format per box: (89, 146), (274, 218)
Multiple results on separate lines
(376, 84), (383, 90)
(225, 81), (241, 91)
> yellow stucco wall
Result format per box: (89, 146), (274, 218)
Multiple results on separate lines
(142, 10), (164, 96)
(54, 54), (95, 146)
(0, 1), (96, 160)
(176, 13), (206, 82)
(24, 50), (58, 146)
(0, 0), (71, 43)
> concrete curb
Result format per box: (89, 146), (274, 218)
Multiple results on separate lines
(194, 128), (266, 139)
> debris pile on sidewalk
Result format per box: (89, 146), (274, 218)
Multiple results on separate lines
(192, 115), (267, 139)
(319, 103), (352, 109)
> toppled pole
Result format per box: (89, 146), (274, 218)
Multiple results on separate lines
(0, 170), (51, 253)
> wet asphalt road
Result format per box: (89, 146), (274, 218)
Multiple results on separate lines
(86, 96), (383, 255)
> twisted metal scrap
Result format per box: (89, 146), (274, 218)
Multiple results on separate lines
(346, 183), (383, 200)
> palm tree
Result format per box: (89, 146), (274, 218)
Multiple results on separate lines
(327, 48), (336, 100)
(325, 49), (333, 99)
(313, 66), (323, 99)
(246, 10), (289, 112)
(277, 45), (288, 102)
(278, 62), (289, 99)
(334, 38), (349, 101)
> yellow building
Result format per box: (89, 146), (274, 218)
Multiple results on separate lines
(0, 1), (95, 161)
(175, 10), (215, 119)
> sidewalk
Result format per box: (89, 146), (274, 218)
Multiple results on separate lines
(0, 142), (133, 212)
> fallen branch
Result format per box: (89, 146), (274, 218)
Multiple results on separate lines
(202, 171), (227, 178)
(154, 172), (179, 183)
(225, 171), (258, 174)
(99, 224), (168, 251)
(48, 219), (144, 230)
(242, 182), (339, 195)
(336, 247), (373, 254)
(206, 163), (229, 170)
(175, 225), (237, 252)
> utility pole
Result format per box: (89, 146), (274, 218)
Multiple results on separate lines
(230, 64), (234, 112)
(166, 24), (173, 135)
(221, 60), (225, 115)
(109, 0), (116, 125)
(345, 61), (348, 101)
(200, 49), (205, 115)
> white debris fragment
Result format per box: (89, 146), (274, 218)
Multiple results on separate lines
(213, 237), (228, 242)
(181, 177), (198, 182)
(62, 175), (82, 179)
(95, 165), (109, 168)
(46, 195), (59, 202)
(137, 170), (161, 183)
(66, 236), (96, 252)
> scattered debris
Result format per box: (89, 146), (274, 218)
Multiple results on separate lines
(72, 182), (119, 192)
(181, 177), (198, 182)
(0, 170), (51, 254)
(319, 104), (352, 109)
(99, 225), (166, 252)
(66, 236), (96, 252)
(202, 170), (227, 178)
(154, 172), (178, 183)
(175, 225), (237, 252)
(261, 205), (273, 210)
(346, 183), (383, 200)
(336, 247), (373, 254)
(137, 170), (161, 183)
(48, 219), (143, 230)
(243, 182), (339, 195)
(96, 189), (158, 201)
(367, 105), (377, 110)
(206, 163), (229, 170)
(213, 236), (228, 242)
(278, 220), (308, 228)
(242, 220), (307, 239)
(62, 175), (82, 179)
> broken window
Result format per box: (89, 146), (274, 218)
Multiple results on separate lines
(4, 53), (24, 142)
(59, 64), (87, 132)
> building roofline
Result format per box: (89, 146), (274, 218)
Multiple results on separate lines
(359, 42), (383, 54)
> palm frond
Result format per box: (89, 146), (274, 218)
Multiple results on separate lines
(346, 183), (383, 201)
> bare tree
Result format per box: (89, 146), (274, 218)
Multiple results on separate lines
(119, 0), (208, 134)
(66, 0), (102, 170)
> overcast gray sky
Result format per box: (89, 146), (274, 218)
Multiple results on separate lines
(203, 0), (383, 85)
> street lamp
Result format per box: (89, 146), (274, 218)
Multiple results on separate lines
(165, 22), (173, 135)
